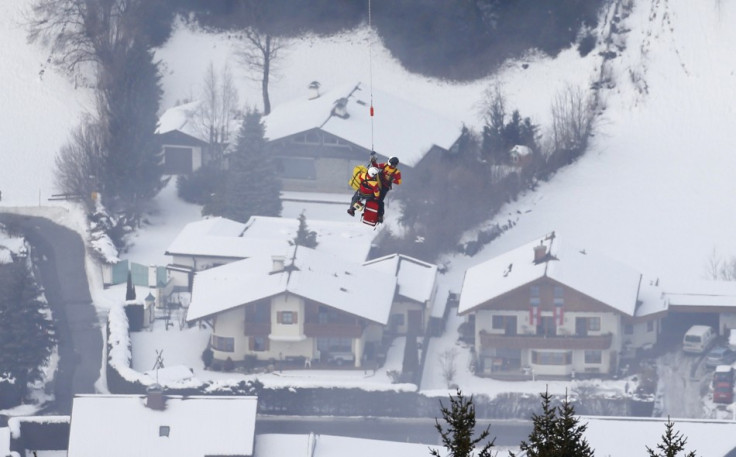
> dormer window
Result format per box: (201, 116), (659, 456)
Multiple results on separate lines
(159, 426), (170, 437)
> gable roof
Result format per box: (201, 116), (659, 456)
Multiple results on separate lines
(363, 253), (438, 304)
(67, 394), (257, 457)
(263, 82), (464, 167)
(156, 101), (209, 143)
(166, 215), (376, 263)
(187, 245), (397, 324)
(458, 232), (644, 316)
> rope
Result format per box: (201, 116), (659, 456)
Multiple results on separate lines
(368, 0), (375, 154)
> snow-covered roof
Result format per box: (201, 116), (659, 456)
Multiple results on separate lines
(264, 82), (464, 167)
(663, 279), (736, 309)
(156, 101), (209, 143)
(67, 394), (257, 457)
(166, 215), (375, 263)
(458, 233), (643, 316)
(634, 274), (669, 318)
(255, 434), (448, 457)
(364, 253), (437, 304)
(583, 416), (736, 457)
(187, 245), (397, 324)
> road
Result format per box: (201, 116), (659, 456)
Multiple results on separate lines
(0, 213), (102, 414)
(255, 415), (533, 446)
(656, 349), (709, 418)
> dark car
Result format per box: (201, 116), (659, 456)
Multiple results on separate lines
(705, 346), (736, 368)
(713, 365), (734, 387)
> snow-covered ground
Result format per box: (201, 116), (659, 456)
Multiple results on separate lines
(0, 0), (735, 435)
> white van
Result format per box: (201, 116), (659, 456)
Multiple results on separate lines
(682, 325), (716, 354)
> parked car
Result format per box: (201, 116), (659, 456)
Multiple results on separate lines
(326, 352), (355, 366)
(683, 325), (717, 354)
(714, 365), (734, 387)
(714, 383), (734, 404)
(705, 346), (736, 368)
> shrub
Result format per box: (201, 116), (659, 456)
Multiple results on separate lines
(201, 347), (214, 368)
(223, 356), (234, 372)
(176, 164), (225, 205)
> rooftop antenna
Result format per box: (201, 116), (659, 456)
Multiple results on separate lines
(152, 349), (164, 385)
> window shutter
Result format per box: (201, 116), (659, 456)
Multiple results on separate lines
(265, 338), (270, 351)
(249, 337), (254, 350)
(277, 311), (283, 323)
(293, 312), (298, 324)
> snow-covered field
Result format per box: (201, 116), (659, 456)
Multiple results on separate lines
(1, 0), (736, 432)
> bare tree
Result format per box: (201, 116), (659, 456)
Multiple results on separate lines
(439, 348), (458, 388)
(54, 116), (106, 210)
(704, 248), (736, 281)
(549, 84), (595, 163)
(196, 62), (240, 164)
(27, 0), (138, 74)
(236, 27), (286, 115)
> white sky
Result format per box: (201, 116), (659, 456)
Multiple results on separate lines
(3, 0), (736, 455)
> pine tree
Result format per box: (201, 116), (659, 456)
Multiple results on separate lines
(99, 36), (165, 219)
(0, 262), (56, 399)
(512, 389), (558, 457)
(126, 270), (136, 301)
(430, 388), (496, 457)
(555, 394), (594, 457)
(512, 389), (594, 457)
(646, 417), (697, 457)
(203, 109), (281, 222)
(294, 211), (317, 248)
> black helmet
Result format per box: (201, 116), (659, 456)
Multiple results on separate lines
(388, 156), (399, 166)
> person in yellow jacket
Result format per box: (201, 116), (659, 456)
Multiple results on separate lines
(347, 167), (381, 216)
(370, 155), (402, 222)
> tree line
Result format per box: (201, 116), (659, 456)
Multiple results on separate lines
(435, 389), (698, 457)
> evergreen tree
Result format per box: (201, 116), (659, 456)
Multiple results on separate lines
(646, 418), (697, 457)
(293, 211), (317, 248)
(0, 262), (56, 400)
(203, 109), (281, 222)
(512, 389), (594, 457)
(555, 394), (594, 457)
(512, 389), (558, 457)
(430, 388), (496, 457)
(125, 270), (136, 301)
(99, 36), (165, 220)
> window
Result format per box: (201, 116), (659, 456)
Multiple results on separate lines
(647, 320), (655, 332)
(584, 350), (602, 364)
(575, 317), (600, 336)
(246, 301), (270, 323)
(390, 314), (405, 327)
(210, 335), (234, 352)
(624, 323), (634, 335)
(530, 285), (540, 298)
(278, 311), (297, 325)
(250, 336), (269, 352)
(159, 426), (170, 437)
(531, 350), (572, 365)
(492, 315), (517, 335)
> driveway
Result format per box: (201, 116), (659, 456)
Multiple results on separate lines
(656, 349), (710, 418)
(0, 214), (102, 414)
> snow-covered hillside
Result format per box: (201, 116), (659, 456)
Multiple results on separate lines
(4, 0), (735, 290)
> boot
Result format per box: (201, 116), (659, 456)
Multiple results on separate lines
(347, 208), (355, 216)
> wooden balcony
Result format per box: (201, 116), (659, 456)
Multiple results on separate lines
(243, 322), (271, 336)
(304, 323), (362, 338)
(479, 331), (613, 350)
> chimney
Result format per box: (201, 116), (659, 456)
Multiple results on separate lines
(146, 384), (166, 410)
(533, 242), (547, 264)
(272, 255), (286, 272)
(308, 81), (321, 100)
